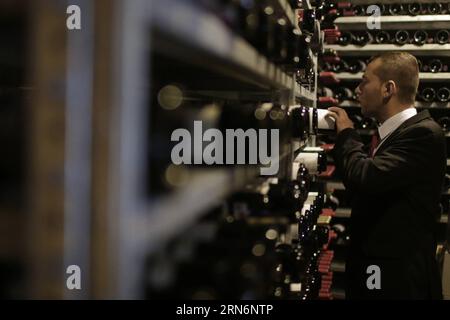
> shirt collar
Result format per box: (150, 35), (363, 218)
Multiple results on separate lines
(378, 107), (418, 141)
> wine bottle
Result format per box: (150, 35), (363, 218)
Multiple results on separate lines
(420, 87), (436, 102)
(324, 192), (340, 211)
(388, 4), (404, 15)
(394, 30), (410, 45)
(350, 114), (364, 129)
(413, 30), (428, 46)
(407, 3), (422, 15)
(290, 0), (301, 9)
(354, 31), (373, 46)
(375, 30), (391, 44)
(374, 3), (386, 15)
(268, 178), (308, 219)
(296, 163), (312, 192)
(237, 0), (260, 47)
(435, 30), (449, 45)
(334, 87), (354, 101)
(438, 117), (450, 132)
(301, 9), (316, 36)
(272, 18), (288, 63)
(348, 60), (367, 73)
(338, 31), (354, 46)
(444, 174), (450, 194)
(294, 150), (327, 175)
(309, 108), (336, 133)
(428, 59), (443, 73)
(437, 87), (450, 102)
(353, 5), (365, 16)
(259, 4), (276, 59)
(320, 87), (334, 97)
(289, 30), (310, 71)
(330, 224), (350, 247)
(322, 61), (334, 72)
(427, 3), (443, 15)
(290, 106), (310, 140)
(361, 117), (377, 130)
(332, 60), (349, 73)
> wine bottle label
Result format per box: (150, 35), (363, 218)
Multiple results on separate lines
(292, 162), (300, 180)
(301, 204), (311, 216)
(290, 283), (302, 292)
(294, 152), (319, 174)
(290, 223), (299, 240)
(304, 147), (324, 152)
(317, 215), (332, 226)
(317, 108), (336, 130)
(305, 192), (319, 205)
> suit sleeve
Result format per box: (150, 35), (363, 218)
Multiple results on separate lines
(332, 126), (438, 195)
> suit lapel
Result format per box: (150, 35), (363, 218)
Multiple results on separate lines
(373, 110), (432, 156)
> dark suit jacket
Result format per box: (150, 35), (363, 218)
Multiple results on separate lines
(333, 110), (445, 299)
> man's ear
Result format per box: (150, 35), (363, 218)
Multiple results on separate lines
(383, 80), (396, 98)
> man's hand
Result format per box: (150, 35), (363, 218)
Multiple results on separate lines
(327, 107), (354, 134)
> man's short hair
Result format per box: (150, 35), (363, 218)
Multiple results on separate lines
(369, 52), (419, 105)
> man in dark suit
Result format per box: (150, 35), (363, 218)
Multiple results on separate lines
(327, 52), (445, 299)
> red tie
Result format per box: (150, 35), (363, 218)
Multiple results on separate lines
(369, 131), (380, 158)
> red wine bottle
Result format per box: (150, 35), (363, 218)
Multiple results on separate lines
(437, 87), (450, 102)
(435, 30), (449, 45)
(394, 30), (410, 45)
(407, 3), (422, 15)
(427, 3), (443, 15)
(413, 30), (428, 46)
(388, 4), (404, 15)
(420, 87), (436, 102)
(375, 30), (391, 44)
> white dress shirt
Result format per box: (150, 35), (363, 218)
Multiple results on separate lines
(373, 107), (418, 154)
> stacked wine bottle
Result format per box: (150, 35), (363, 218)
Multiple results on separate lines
(322, 57), (450, 74)
(352, 3), (450, 16)
(336, 29), (449, 46)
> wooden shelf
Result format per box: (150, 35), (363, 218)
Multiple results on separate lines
(152, 0), (315, 100)
(132, 148), (295, 258)
(350, 0), (450, 4)
(339, 100), (450, 109)
(324, 44), (450, 57)
(334, 15), (450, 31)
(332, 208), (448, 224)
(276, 0), (301, 34)
(335, 72), (450, 82)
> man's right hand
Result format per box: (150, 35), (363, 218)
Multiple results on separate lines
(327, 107), (355, 134)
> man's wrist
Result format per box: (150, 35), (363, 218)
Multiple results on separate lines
(337, 127), (355, 136)
(336, 127), (357, 146)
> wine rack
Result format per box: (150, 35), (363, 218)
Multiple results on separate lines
(2, 0), (449, 300)
(105, 0), (335, 299)
(2, 0), (336, 300)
